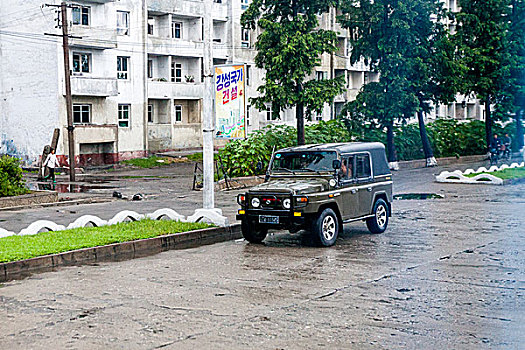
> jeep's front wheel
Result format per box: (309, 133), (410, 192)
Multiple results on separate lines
(366, 198), (389, 234)
(311, 208), (339, 247)
(241, 220), (268, 244)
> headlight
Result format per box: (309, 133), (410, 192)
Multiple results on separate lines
(237, 194), (245, 206)
(251, 197), (260, 208)
(295, 196), (308, 207)
(282, 198), (291, 209)
(329, 179), (337, 187)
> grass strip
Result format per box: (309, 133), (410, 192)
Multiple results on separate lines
(120, 156), (172, 168)
(464, 167), (525, 180)
(0, 219), (212, 263)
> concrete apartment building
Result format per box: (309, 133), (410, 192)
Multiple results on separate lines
(0, 0), (482, 166)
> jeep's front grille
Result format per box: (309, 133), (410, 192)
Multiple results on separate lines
(249, 194), (291, 210)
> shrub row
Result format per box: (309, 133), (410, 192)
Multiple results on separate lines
(218, 119), (516, 177)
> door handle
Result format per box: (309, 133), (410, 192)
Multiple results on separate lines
(351, 189), (358, 194)
(367, 187), (372, 192)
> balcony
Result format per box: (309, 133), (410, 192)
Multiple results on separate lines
(148, 81), (203, 99)
(69, 27), (117, 50)
(213, 42), (229, 60)
(69, 76), (118, 97)
(213, 2), (228, 21)
(148, 0), (204, 17)
(148, 37), (204, 57)
(334, 55), (348, 70)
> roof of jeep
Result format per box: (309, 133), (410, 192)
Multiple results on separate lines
(277, 142), (386, 153)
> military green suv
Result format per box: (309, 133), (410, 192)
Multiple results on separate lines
(236, 142), (393, 246)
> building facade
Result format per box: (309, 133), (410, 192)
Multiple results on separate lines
(0, 0), (482, 166)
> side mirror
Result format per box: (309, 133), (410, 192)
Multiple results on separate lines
(256, 161), (263, 171)
(332, 159), (341, 170)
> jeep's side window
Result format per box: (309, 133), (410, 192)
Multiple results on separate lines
(340, 156), (354, 179)
(356, 154), (371, 178)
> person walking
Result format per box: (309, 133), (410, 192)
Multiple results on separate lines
(43, 148), (59, 183)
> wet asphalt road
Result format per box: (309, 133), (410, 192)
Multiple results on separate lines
(0, 163), (524, 349)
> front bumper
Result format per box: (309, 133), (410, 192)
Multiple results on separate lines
(236, 209), (307, 229)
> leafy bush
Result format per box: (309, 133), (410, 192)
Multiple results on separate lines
(219, 120), (350, 177)
(218, 118), (515, 177)
(0, 155), (30, 197)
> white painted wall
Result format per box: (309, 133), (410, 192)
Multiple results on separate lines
(0, 0), (60, 164)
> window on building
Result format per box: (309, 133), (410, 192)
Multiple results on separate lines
(175, 105), (182, 122)
(147, 17), (154, 35)
(241, 0), (250, 10)
(355, 154), (371, 178)
(316, 71), (328, 80)
(171, 21), (182, 39)
(118, 104), (130, 127)
(241, 28), (250, 47)
(266, 106), (279, 121)
(72, 52), (90, 73)
(72, 6), (90, 26)
(147, 60), (153, 78)
(148, 104), (153, 123)
(117, 11), (130, 35)
(246, 65), (251, 86)
(117, 56), (129, 80)
(73, 104), (91, 124)
(315, 115), (323, 121)
(246, 106), (251, 126)
(171, 62), (182, 82)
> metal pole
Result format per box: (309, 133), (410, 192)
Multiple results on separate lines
(61, 2), (76, 182)
(202, 0), (214, 209)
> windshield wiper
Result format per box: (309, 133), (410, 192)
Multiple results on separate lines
(273, 167), (295, 174)
(300, 167), (321, 174)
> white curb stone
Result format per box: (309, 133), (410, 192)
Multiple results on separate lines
(19, 220), (67, 236)
(67, 215), (109, 229)
(146, 208), (186, 222)
(436, 162), (524, 185)
(108, 210), (146, 225)
(187, 208), (229, 227)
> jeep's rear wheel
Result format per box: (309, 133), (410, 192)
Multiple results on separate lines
(311, 208), (339, 247)
(366, 198), (389, 234)
(241, 219), (268, 244)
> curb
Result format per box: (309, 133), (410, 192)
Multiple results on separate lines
(0, 197), (113, 212)
(0, 191), (58, 209)
(0, 224), (241, 283)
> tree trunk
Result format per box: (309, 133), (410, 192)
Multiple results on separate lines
(417, 110), (437, 167)
(296, 83), (305, 145)
(386, 121), (398, 170)
(516, 109), (524, 151)
(485, 96), (493, 150)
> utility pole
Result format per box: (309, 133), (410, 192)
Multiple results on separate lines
(202, 0), (214, 209)
(45, 2), (76, 181)
(61, 2), (76, 182)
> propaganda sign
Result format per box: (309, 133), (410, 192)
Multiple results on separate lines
(214, 64), (246, 139)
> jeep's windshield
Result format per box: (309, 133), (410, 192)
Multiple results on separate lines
(271, 151), (337, 174)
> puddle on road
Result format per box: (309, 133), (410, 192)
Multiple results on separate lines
(29, 183), (115, 193)
(394, 193), (444, 200)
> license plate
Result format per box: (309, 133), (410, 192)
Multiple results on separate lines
(259, 215), (279, 224)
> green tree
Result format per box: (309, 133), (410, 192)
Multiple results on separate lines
(339, 0), (448, 166)
(508, 0), (525, 150)
(404, 0), (460, 166)
(339, 0), (461, 167)
(241, 0), (344, 145)
(454, 0), (513, 148)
